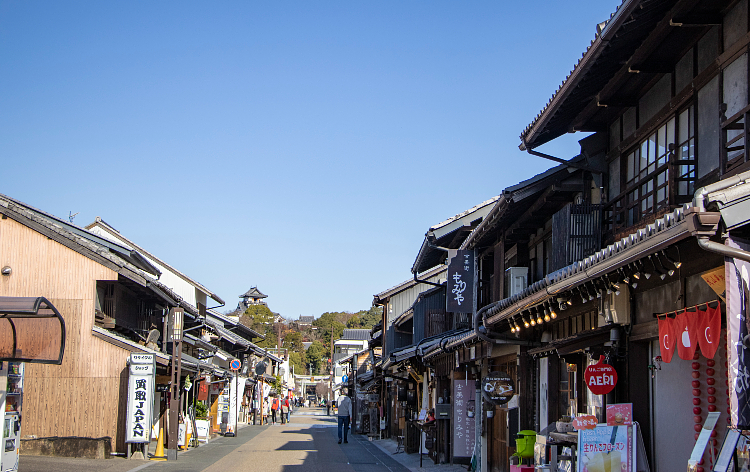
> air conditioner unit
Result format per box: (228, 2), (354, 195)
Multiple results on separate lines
(505, 267), (528, 298)
(601, 284), (630, 325)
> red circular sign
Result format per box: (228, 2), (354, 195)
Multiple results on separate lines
(584, 356), (617, 395)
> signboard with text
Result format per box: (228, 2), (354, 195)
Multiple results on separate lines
(447, 250), (475, 313)
(482, 372), (514, 405)
(126, 353), (155, 443)
(452, 378), (476, 458)
(584, 356), (618, 396)
(577, 424), (636, 472)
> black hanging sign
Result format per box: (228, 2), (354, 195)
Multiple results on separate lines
(481, 371), (514, 405)
(447, 249), (475, 313)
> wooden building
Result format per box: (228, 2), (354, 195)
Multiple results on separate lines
(0, 194), (205, 453)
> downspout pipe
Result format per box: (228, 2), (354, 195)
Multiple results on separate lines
(693, 169), (750, 263)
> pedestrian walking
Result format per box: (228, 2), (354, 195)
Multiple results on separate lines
(271, 395), (279, 425)
(337, 389), (352, 444)
(263, 398), (270, 425)
(280, 397), (288, 424)
(284, 397), (291, 423)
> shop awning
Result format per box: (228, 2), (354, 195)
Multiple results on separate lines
(0, 297), (65, 364)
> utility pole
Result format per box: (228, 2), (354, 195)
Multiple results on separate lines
(329, 318), (335, 403)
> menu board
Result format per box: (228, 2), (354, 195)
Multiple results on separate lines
(578, 424), (637, 472)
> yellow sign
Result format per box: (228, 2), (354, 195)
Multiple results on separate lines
(700, 267), (726, 302)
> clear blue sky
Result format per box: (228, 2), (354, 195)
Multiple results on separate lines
(1, 1), (622, 318)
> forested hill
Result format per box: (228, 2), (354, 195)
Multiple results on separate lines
(235, 305), (383, 376)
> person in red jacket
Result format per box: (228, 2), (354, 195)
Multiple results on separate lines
(270, 395), (279, 425)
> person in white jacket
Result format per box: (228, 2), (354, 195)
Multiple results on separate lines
(337, 390), (352, 444)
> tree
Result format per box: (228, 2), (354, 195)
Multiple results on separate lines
(346, 306), (383, 329)
(240, 304), (281, 349)
(305, 340), (327, 374)
(282, 330), (304, 353)
(313, 312), (345, 352)
(288, 351), (305, 377)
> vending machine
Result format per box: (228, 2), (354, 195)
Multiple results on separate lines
(0, 362), (23, 472)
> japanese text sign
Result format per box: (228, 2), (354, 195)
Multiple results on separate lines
(447, 250), (475, 313)
(578, 424), (636, 472)
(573, 415), (598, 430)
(453, 377), (476, 458)
(606, 404), (632, 426)
(584, 356), (617, 396)
(126, 353), (155, 443)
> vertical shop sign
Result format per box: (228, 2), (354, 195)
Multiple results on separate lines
(126, 353), (155, 443)
(725, 237), (750, 429)
(447, 250), (475, 313)
(453, 378), (476, 458)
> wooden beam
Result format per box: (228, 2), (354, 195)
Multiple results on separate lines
(571, 0), (705, 130)
(670, 13), (722, 26)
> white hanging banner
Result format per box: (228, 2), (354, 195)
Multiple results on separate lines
(126, 353), (155, 443)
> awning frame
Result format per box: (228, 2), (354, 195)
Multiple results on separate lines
(0, 296), (66, 365)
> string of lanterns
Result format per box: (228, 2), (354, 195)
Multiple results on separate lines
(508, 249), (681, 334)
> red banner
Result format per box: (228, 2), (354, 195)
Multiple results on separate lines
(197, 379), (209, 401)
(584, 356), (617, 395)
(696, 304), (721, 359)
(675, 310), (698, 360)
(658, 316), (676, 363)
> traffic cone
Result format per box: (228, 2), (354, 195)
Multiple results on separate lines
(151, 427), (167, 461)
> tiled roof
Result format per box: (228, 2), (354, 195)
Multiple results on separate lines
(482, 204), (695, 327)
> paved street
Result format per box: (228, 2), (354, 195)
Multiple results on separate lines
(18, 408), (448, 472)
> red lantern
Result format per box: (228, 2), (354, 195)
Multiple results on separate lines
(695, 433), (701, 440)
(694, 424), (703, 432)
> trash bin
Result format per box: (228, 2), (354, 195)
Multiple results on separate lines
(515, 430), (536, 458)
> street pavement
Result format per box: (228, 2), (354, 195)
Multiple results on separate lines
(19, 407), (465, 472)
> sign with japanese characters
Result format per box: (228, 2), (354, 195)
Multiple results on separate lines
(606, 403), (632, 426)
(584, 356), (617, 396)
(452, 377), (476, 458)
(573, 415), (598, 430)
(126, 353), (155, 443)
(447, 250), (475, 313)
(577, 424), (636, 472)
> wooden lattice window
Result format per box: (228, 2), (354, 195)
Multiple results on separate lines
(606, 105), (696, 236)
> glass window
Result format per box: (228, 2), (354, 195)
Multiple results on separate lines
(611, 109), (693, 232)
